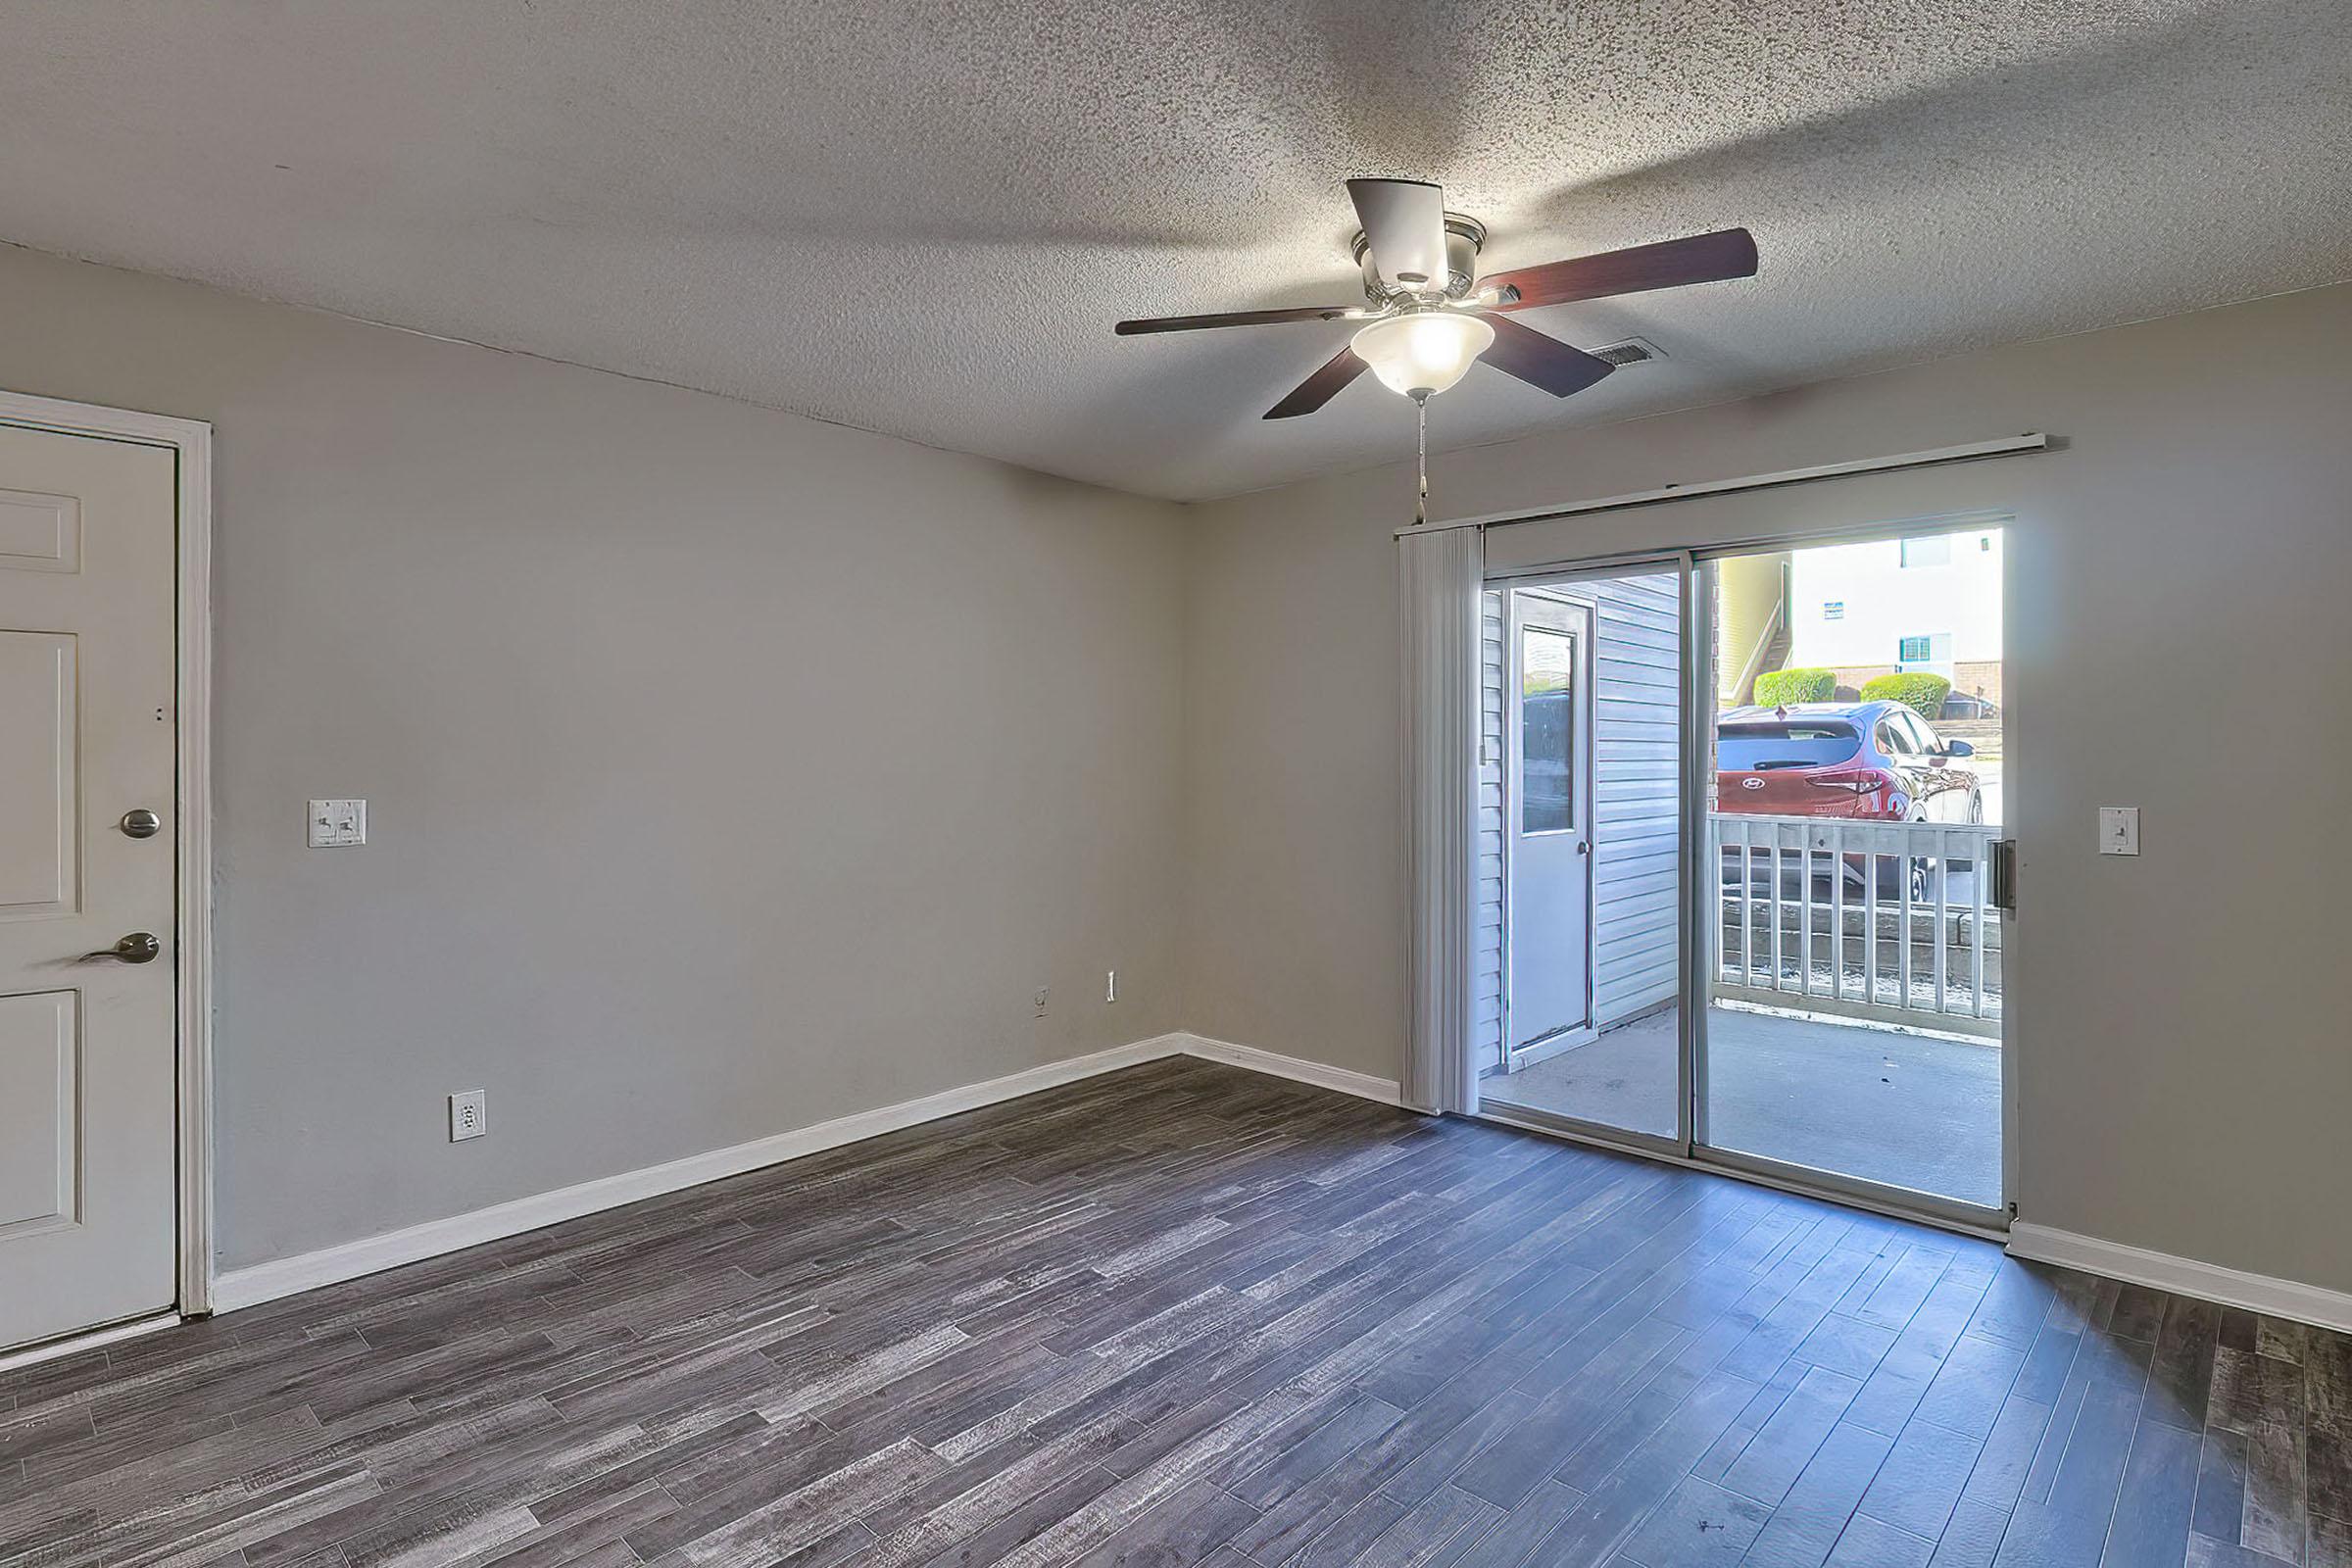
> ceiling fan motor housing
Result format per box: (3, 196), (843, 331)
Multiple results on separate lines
(1110, 177), (1755, 422)
(1352, 213), (1487, 303)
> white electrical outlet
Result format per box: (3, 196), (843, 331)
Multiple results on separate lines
(1033, 987), (1050, 1018)
(1105, 969), (1118, 1004)
(449, 1090), (487, 1142)
(309, 799), (367, 847)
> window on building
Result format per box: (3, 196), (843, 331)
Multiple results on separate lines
(1898, 634), (1936, 662)
(1900, 534), (1952, 567)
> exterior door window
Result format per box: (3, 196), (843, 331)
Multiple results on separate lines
(1520, 626), (1578, 835)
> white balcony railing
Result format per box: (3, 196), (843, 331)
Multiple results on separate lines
(1710, 811), (2003, 1038)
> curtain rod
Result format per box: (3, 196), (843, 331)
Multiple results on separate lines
(1395, 432), (2052, 539)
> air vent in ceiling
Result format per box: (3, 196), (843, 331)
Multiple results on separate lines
(1590, 337), (1666, 367)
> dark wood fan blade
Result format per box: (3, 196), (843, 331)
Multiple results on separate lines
(1263, 346), (1367, 419)
(1486, 227), (1757, 311)
(1115, 305), (1359, 335)
(1479, 315), (1616, 398)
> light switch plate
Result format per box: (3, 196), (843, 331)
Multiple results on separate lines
(309, 799), (367, 848)
(2098, 806), (2139, 856)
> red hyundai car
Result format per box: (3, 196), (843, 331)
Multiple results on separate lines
(1716, 700), (1983, 896)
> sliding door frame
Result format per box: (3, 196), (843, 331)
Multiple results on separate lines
(1478, 514), (2015, 1241)
(1690, 515), (2013, 1235)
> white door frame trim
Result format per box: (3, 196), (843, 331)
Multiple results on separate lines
(0, 387), (215, 1319)
(1500, 589), (1598, 1068)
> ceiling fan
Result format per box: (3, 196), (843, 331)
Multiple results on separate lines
(1115, 178), (1757, 419)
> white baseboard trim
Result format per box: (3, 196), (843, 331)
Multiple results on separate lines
(1174, 1032), (1402, 1107)
(2007, 1222), (2352, 1335)
(212, 1030), (1402, 1315)
(214, 1032), (1191, 1313)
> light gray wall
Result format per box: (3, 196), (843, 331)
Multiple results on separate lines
(9, 234), (2348, 1300)
(0, 245), (1189, 1270)
(1183, 282), (2352, 1294)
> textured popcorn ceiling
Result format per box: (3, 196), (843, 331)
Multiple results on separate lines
(0, 2), (2346, 501)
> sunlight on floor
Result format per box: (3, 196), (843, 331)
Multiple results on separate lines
(1487, 1005), (2001, 1207)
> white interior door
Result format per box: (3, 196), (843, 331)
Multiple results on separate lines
(0, 423), (178, 1350)
(1504, 595), (1593, 1061)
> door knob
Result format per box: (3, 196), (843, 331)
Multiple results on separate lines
(85, 933), (162, 963)
(121, 808), (163, 839)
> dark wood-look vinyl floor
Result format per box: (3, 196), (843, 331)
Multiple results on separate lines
(4, 1059), (2347, 1568)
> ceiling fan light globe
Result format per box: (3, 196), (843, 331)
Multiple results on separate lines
(1350, 312), (1494, 400)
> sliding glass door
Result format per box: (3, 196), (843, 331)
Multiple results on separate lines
(1481, 525), (2009, 1230)
(1695, 529), (2007, 1218)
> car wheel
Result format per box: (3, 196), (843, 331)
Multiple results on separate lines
(1875, 853), (1911, 901)
(1946, 792), (1986, 875)
(1877, 824), (1935, 902)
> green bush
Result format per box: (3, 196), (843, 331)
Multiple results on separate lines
(1861, 671), (1953, 722)
(1753, 666), (1836, 706)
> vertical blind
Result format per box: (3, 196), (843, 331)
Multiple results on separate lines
(1399, 525), (1483, 1115)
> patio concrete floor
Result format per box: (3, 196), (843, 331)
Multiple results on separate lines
(1487, 1004), (2001, 1207)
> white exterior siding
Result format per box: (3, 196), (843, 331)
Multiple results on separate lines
(1786, 528), (2004, 672)
(1589, 575), (1683, 1026)
(1475, 571), (1682, 1065)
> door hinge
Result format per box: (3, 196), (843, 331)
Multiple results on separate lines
(1989, 839), (2018, 914)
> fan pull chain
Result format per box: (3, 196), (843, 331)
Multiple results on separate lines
(1414, 393), (1429, 526)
